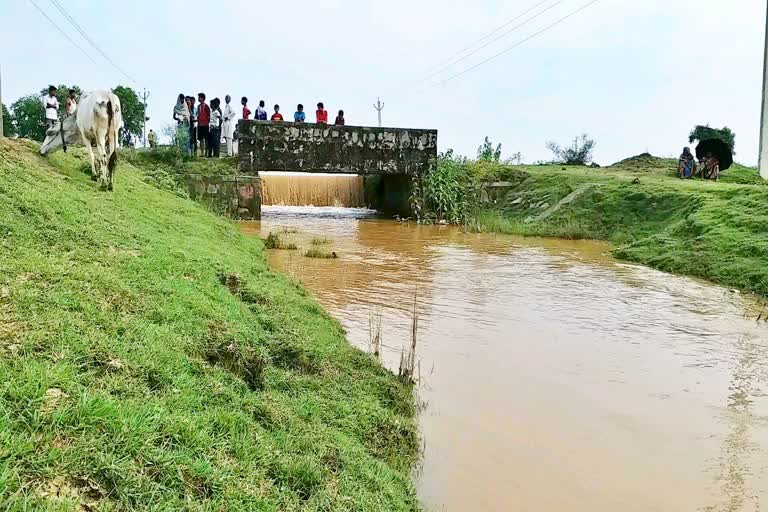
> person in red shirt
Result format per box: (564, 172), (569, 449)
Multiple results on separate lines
(241, 97), (251, 120)
(271, 104), (284, 122)
(316, 102), (328, 124)
(197, 92), (211, 157)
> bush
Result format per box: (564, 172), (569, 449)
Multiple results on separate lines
(689, 125), (736, 153)
(477, 136), (502, 163)
(422, 150), (476, 223)
(264, 232), (297, 250)
(546, 134), (596, 165)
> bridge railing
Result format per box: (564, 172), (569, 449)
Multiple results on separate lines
(238, 120), (437, 175)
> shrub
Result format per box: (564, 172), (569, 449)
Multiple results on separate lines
(689, 125), (736, 153)
(477, 136), (502, 163)
(546, 134), (596, 165)
(422, 151), (475, 223)
(264, 232), (297, 250)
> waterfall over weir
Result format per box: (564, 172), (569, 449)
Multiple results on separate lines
(260, 173), (365, 207)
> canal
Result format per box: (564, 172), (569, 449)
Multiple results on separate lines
(241, 205), (768, 512)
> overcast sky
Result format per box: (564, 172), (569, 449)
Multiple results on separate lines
(1, 0), (765, 165)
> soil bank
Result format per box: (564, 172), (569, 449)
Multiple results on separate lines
(0, 139), (419, 511)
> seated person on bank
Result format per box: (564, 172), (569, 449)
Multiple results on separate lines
(700, 153), (720, 181)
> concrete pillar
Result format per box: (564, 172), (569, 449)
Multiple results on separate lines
(760, 0), (768, 179)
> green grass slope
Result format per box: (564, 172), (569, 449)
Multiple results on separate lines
(473, 159), (768, 297)
(0, 139), (419, 511)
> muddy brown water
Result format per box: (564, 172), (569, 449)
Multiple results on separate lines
(240, 206), (768, 512)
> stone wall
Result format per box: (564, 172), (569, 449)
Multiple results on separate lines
(238, 121), (437, 175)
(184, 175), (261, 219)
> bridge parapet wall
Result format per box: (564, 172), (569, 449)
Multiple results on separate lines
(238, 121), (437, 175)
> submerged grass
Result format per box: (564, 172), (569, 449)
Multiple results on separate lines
(0, 139), (419, 511)
(311, 237), (332, 246)
(304, 248), (339, 259)
(264, 232), (298, 251)
(467, 157), (768, 297)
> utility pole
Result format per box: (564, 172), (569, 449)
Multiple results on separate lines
(373, 97), (385, 127)
(760, 0), (768, 179)
(141, 88), (150, 148)
(0, 64), (4, 138)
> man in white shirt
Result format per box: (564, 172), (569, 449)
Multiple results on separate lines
(45, 86), (59, 128)
(222, 95), (238, 157)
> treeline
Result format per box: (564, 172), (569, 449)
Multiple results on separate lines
(1, 84), (144, 144)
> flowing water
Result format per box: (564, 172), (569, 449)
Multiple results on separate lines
(240, 205), (768, 512)
(260, 173), (364, 207)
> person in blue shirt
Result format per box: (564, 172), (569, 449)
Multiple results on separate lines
(294, 104), (305, 123)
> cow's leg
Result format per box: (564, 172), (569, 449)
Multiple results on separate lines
(95, 136), (108, 190)
(78, 128), (98, 181)
(84, 141), (97, 181)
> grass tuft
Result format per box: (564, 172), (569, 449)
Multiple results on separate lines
(264, 232), (298, 250)
(304, 248), (339, 259)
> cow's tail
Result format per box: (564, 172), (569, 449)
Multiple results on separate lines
(107, 100), (118, 174)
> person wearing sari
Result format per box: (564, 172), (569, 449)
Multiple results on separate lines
(678, 147), (695, 179)
(173, 94), (191, 155)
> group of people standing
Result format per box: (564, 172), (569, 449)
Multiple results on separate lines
(241, 98), (345, 126)
(173, 93), (347, 158)
(44, 85), (78, 128)
(678, 147), (721, 181)
(173, 93), (238, 158)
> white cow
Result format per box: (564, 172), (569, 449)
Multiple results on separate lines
(40, 90), (123, 191)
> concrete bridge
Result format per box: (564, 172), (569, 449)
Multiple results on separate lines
(233, 121), (438, 218)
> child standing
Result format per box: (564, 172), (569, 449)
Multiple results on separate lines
(316, 102), (328, 124)
(271, 104), (284, 122)
(209, 98), (223, 158)
(294, 104), (305, 123)
(257, 100), (268, 120)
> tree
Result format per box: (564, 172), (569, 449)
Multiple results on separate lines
(546, 134), (596, 165)
(477, 136), (502, 163)
(1, 103), (15, 137)
(113, 85), (143, 145)
(689, 125), (735, 153)
(11, 94), (46, 141)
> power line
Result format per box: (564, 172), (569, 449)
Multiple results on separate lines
(422, 0), (550, 78)
(27, 0), (98, 65)
(46, 0), (137, 84)
(422, 0), (565, 83)
(434, 0), (601, 87)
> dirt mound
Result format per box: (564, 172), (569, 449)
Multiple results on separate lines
(610, 153), (676, 173)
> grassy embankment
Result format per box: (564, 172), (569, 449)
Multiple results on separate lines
(0, 139), (419, 510)
(465, 154), (768, 297)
